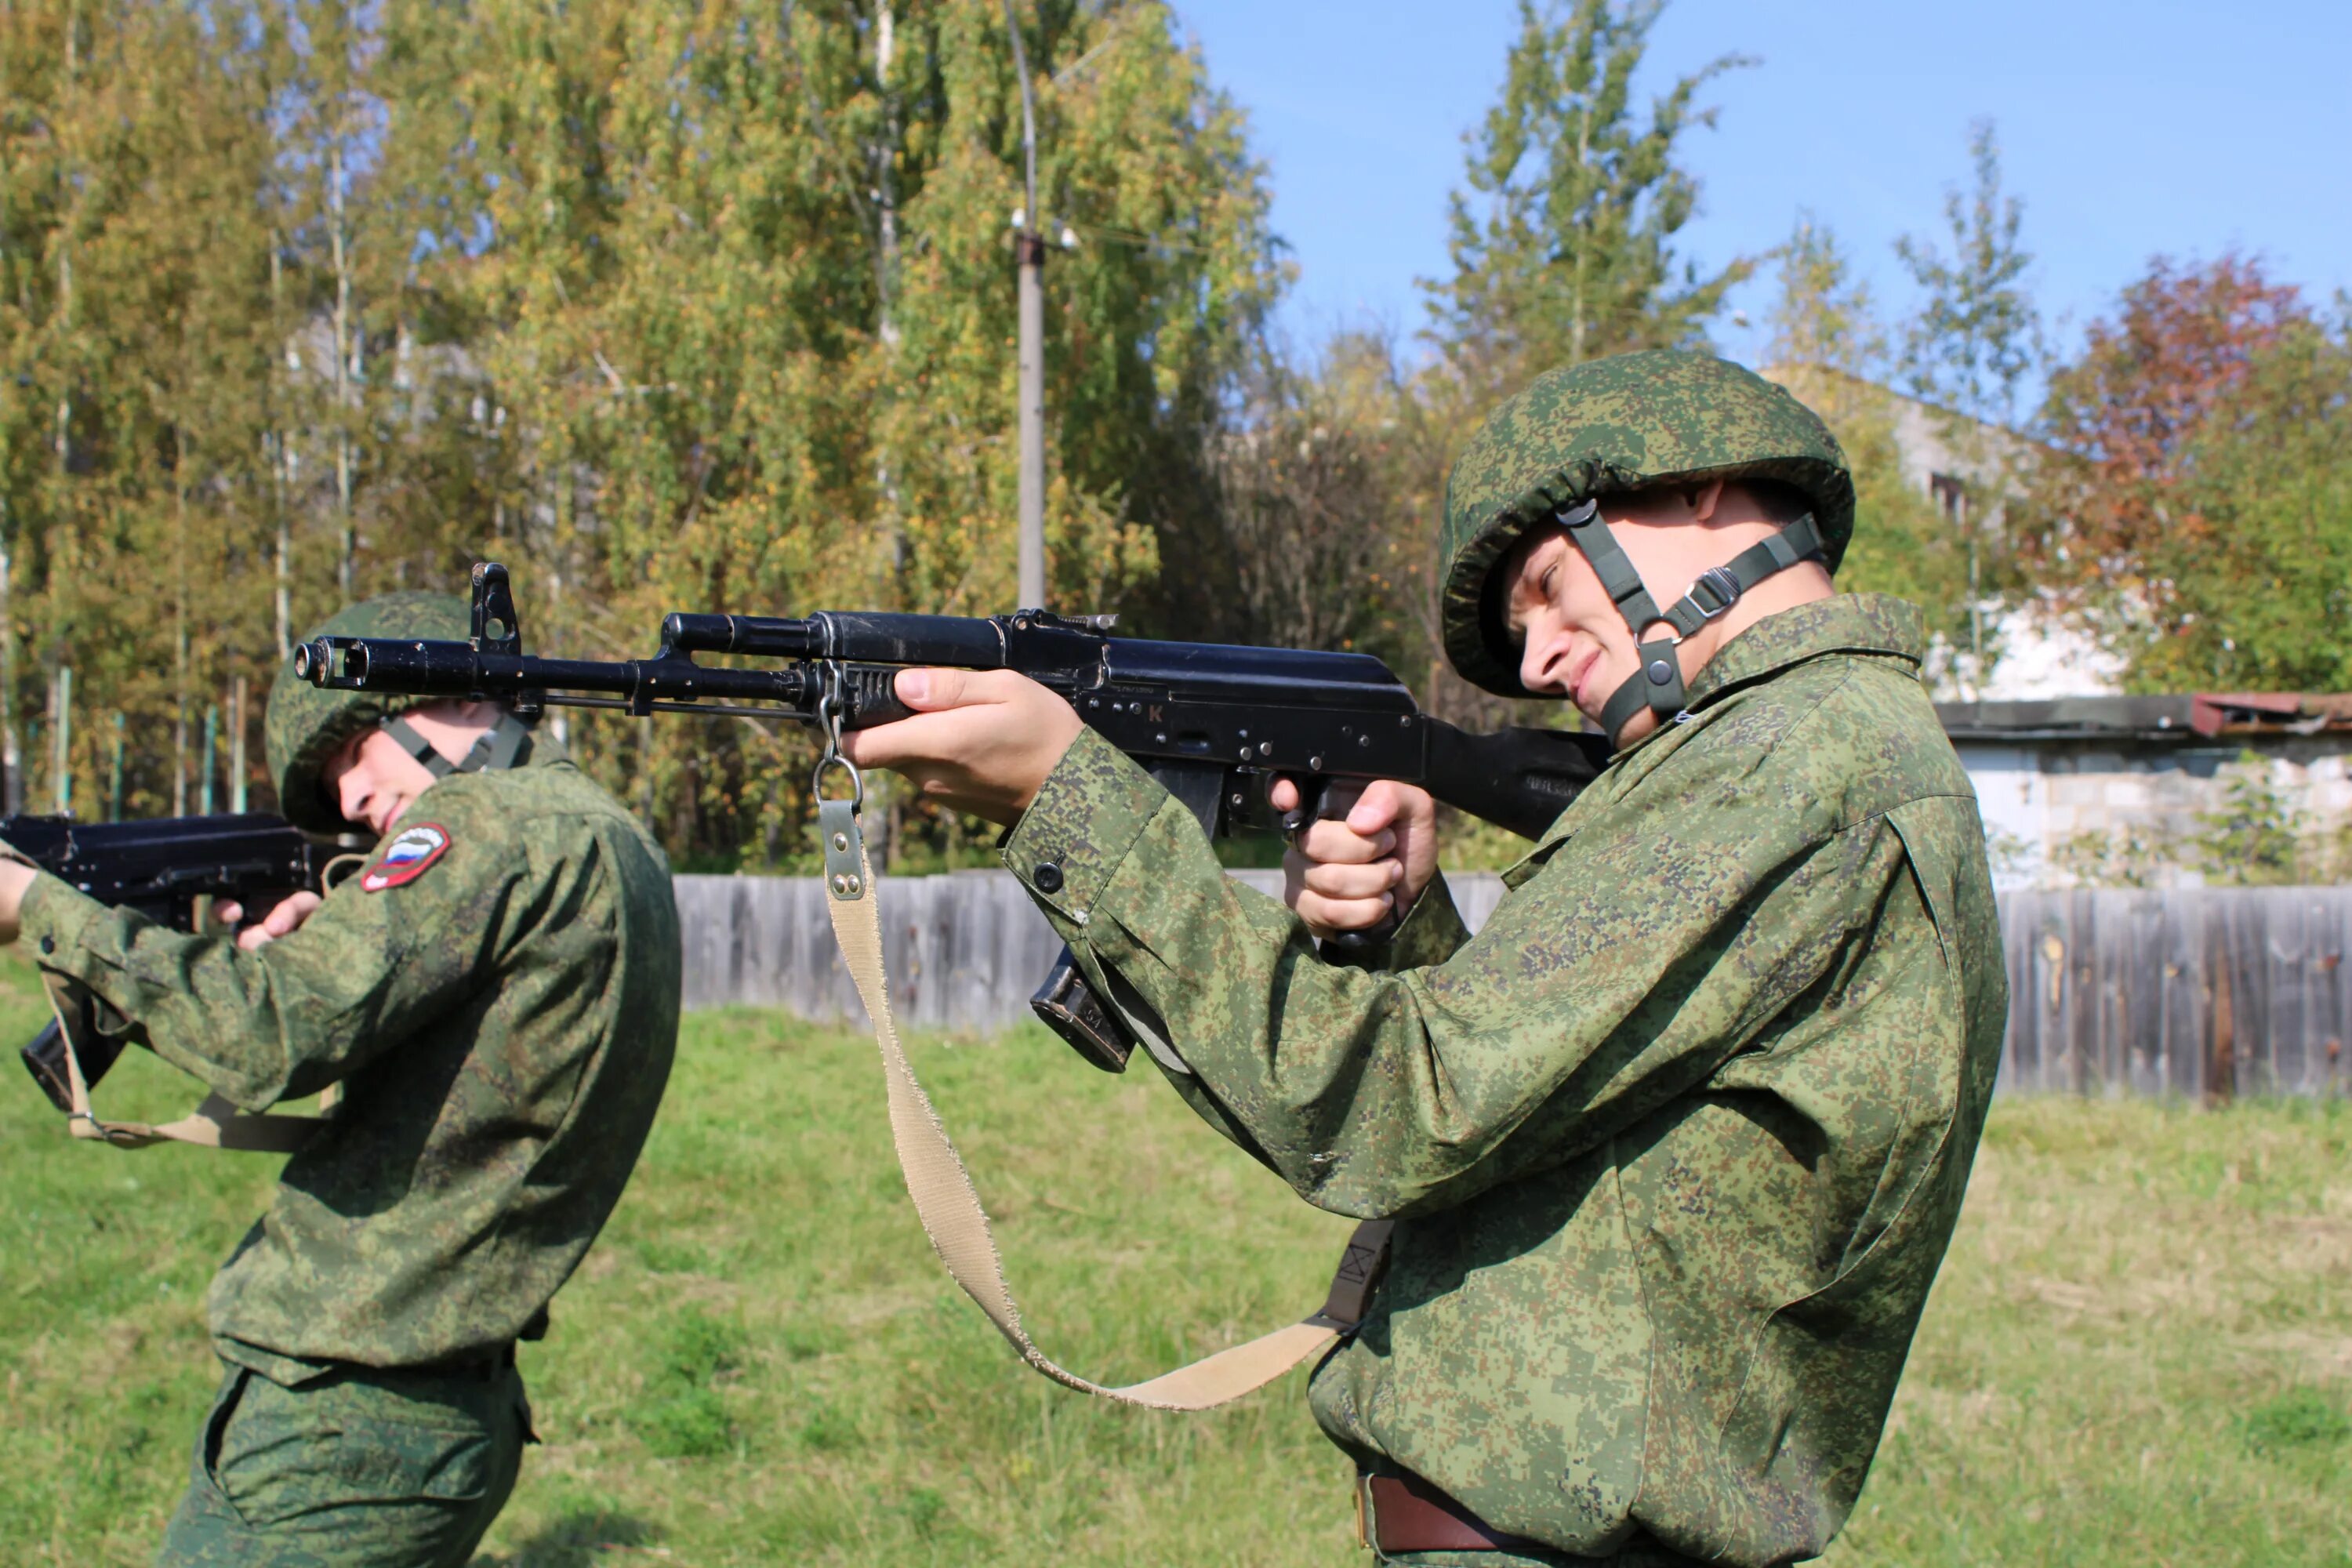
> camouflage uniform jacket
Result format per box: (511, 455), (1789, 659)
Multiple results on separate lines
(1004, 594), (2005, 1566)
(16, 755), (682, 1384)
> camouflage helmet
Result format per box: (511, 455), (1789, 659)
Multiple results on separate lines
(266, 592), (473, 833)
(1438, 350), (1855, 698)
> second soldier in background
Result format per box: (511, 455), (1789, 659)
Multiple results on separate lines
(0, 592), (682, 1568)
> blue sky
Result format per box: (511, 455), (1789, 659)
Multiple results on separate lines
(1172, 1), (2352, 387)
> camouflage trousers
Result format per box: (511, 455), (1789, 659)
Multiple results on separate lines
(155, 1358), (532, 1568)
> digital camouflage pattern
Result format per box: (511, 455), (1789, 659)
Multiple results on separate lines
(1005, 594), (2005, 1566)
(16, 752), (682, 1380)
(265, 593), (476, 833)
(1439, 350), (1857, 698)
(157, 1362), (528, 1567)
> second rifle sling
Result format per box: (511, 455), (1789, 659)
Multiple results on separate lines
(42, 976), (326, 1153)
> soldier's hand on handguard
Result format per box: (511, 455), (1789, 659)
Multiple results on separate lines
(217, 892), (325, 952)
(839, 668), (1085, 826)
(1269, 778), (1439, 941)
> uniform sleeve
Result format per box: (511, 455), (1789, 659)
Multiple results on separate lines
(1327, 871), (1473, 977)
(1004, 726), (1889, 1218)
(14, 800), (525, 1112)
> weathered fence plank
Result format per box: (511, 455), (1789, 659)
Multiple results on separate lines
(673, 873), (2352, 1098)
(1991, 887), (2352, 1099)
(674, 869), (1288, 1033)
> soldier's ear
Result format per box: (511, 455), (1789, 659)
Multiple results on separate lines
(1686, 479), (1726, 524)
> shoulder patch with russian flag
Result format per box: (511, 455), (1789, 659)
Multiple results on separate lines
(362, 823), (452, 892)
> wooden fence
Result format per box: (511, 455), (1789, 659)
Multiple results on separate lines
(1995, 887), (2350, 1100)
(673, 874), (2352, 1099)
(677, 869), (1282, 1032)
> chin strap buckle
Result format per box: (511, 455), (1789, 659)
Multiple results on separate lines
(1689, 566), (1743, 621)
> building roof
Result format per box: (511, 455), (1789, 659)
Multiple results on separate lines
(1936, 693), (2352, 742)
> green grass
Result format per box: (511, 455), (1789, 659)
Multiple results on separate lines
(2, 945), (2347, 1565)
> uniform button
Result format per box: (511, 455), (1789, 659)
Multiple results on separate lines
(1033, 862), (1065, 894)
(38, 935), (55, 955)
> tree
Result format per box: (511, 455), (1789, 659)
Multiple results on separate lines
(1762, 216), (1974, 671)
(372, 0), (1279, 862)
(1766, 211), (1881, 386)
(1893, 120), (2040, 685)
(1425, 0), (1751, 392)
(2024, 254), (2347, 690)
(1207, 333), (1424, 660)
(0, 0), (1283, 865)
(0, 0), (284, 818)
(1896, 120), (2038, 427)
(2029, 254), (2300, 580)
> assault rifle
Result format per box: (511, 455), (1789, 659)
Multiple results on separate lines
(6, 812), (341, 1112)
(295, 563), (1610, 1069)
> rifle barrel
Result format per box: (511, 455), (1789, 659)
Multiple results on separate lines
(298, 637), (813, 713)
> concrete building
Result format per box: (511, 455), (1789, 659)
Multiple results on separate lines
(1939, 695), (2352, 889)
(1762, 361), (2128, 704)
(1756, 367), (2352, 889)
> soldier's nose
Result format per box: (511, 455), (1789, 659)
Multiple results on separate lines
(1520, 640), (1561, 695)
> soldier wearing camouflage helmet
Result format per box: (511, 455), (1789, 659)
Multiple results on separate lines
(839, 350), (2006, 1564)
(0, 592), (681, 1568)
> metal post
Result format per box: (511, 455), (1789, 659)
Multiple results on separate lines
(230, 675), (249, 811)
(0, 528), (19, 815)
(52, 666), (70, 814)
(1004, 0), (1047, 609)
(201, 705), (217, 815)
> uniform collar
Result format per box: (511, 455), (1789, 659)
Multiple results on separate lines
(1680, 593), (1926, 710)
(1499, 593), (1929, 877)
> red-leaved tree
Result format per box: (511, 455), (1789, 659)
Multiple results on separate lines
(2027, 253), (2352, 691)
(2030, 253), (2304, 585)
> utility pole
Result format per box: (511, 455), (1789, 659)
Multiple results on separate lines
(1004, 1), (1046, 609)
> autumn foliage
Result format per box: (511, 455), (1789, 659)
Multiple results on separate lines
(2033, 255), (2302, 573)
(2026, 254), (2352, 690)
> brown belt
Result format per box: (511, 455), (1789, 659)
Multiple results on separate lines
(1363, 1472), (1539, 1554)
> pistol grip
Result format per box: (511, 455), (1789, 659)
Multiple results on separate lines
(1284, 777), (1401, 953)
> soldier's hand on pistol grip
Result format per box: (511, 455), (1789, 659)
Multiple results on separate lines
(1272, 777), (1439, 941)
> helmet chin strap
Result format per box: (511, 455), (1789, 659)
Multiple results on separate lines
(379, 710), (536, 779)
(1552, 497), (1828, 745)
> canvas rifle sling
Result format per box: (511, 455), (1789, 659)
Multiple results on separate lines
(44, 975), (326, 1153)
(20, 848), (371, 1154)
(812, 760), (1389, 1410)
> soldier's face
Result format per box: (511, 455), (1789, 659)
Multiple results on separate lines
(324, 728), (441, 839)
(1502, 524), (1651, 739)
(1502, 484), (1734, 744)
